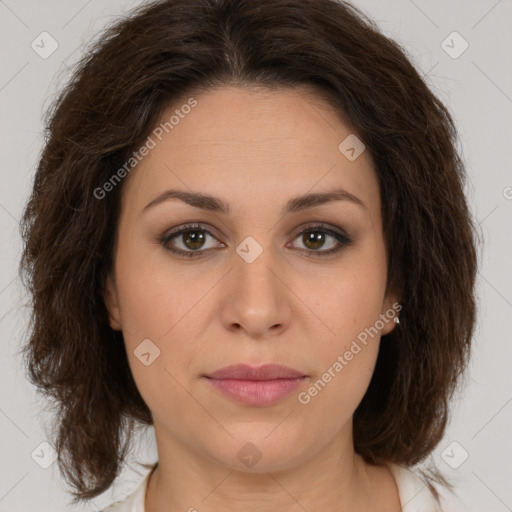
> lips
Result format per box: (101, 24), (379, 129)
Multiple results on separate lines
(204, 363), (306, 380)
(203, 364), (308, 407)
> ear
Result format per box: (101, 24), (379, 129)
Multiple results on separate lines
(380, 289), (402, 336)
(104, 273), (122, 331)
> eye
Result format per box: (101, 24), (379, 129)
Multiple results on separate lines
(288, 223), (353, 257)
(159, 224), (223, 257)
(159, 222), (352, 258)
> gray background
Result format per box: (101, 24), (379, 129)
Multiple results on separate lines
(0, 0), (511, 510)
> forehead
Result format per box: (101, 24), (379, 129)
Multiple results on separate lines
(122, 85), (380, 218)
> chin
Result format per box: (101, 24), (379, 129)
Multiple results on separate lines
(201, 430), (313, 474)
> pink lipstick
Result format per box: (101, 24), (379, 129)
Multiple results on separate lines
(203, 363), (307, 407)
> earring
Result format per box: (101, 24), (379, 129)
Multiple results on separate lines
(393, 316), (400, 324)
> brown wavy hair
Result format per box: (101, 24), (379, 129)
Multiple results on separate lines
(18, 0), (479, 504)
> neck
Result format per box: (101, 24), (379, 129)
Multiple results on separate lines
(145, 428), (384, 512)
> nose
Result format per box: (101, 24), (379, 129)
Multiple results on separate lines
(219, 247), (292, 339)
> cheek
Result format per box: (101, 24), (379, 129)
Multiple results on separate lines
(299, 291), (382, 423)
(303, 244), (388, 395)
(114, 262), (201, 420)
(114, 240), (195, 342)
(316, 256), (388, 342)
(113, 242), (219, 390)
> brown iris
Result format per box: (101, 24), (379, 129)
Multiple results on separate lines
(302, 230), (325, 250)
(181, 229), (206, 250)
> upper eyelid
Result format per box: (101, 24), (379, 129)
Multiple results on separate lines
(163, 223), (222, 242)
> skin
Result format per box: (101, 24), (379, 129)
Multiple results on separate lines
(105, 85), (401, 511)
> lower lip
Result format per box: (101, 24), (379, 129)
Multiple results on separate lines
(204, 377), (307, 406)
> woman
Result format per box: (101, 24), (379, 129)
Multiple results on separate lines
(19, 0), (478, 510)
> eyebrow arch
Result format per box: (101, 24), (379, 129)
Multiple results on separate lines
(142, 187), (366, 216)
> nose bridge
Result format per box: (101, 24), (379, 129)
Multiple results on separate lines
(235, 237), (283, 306)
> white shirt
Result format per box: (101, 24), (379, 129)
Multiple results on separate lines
(102, 462), (452, 511)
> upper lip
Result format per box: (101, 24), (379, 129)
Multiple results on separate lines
(204, 363), (306, 380)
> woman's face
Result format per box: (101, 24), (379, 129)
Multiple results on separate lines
(105, 85), (398, 472)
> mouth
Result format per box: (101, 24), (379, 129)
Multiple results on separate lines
(202, 363), (308, 407)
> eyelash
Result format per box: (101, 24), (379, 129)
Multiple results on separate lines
(158, 223), (353, 259)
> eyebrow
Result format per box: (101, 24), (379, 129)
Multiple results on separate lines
(142, 187), (366, 216)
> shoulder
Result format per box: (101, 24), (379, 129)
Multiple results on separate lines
(100, 468), (152, 512)
(387, 462), (457, 512)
